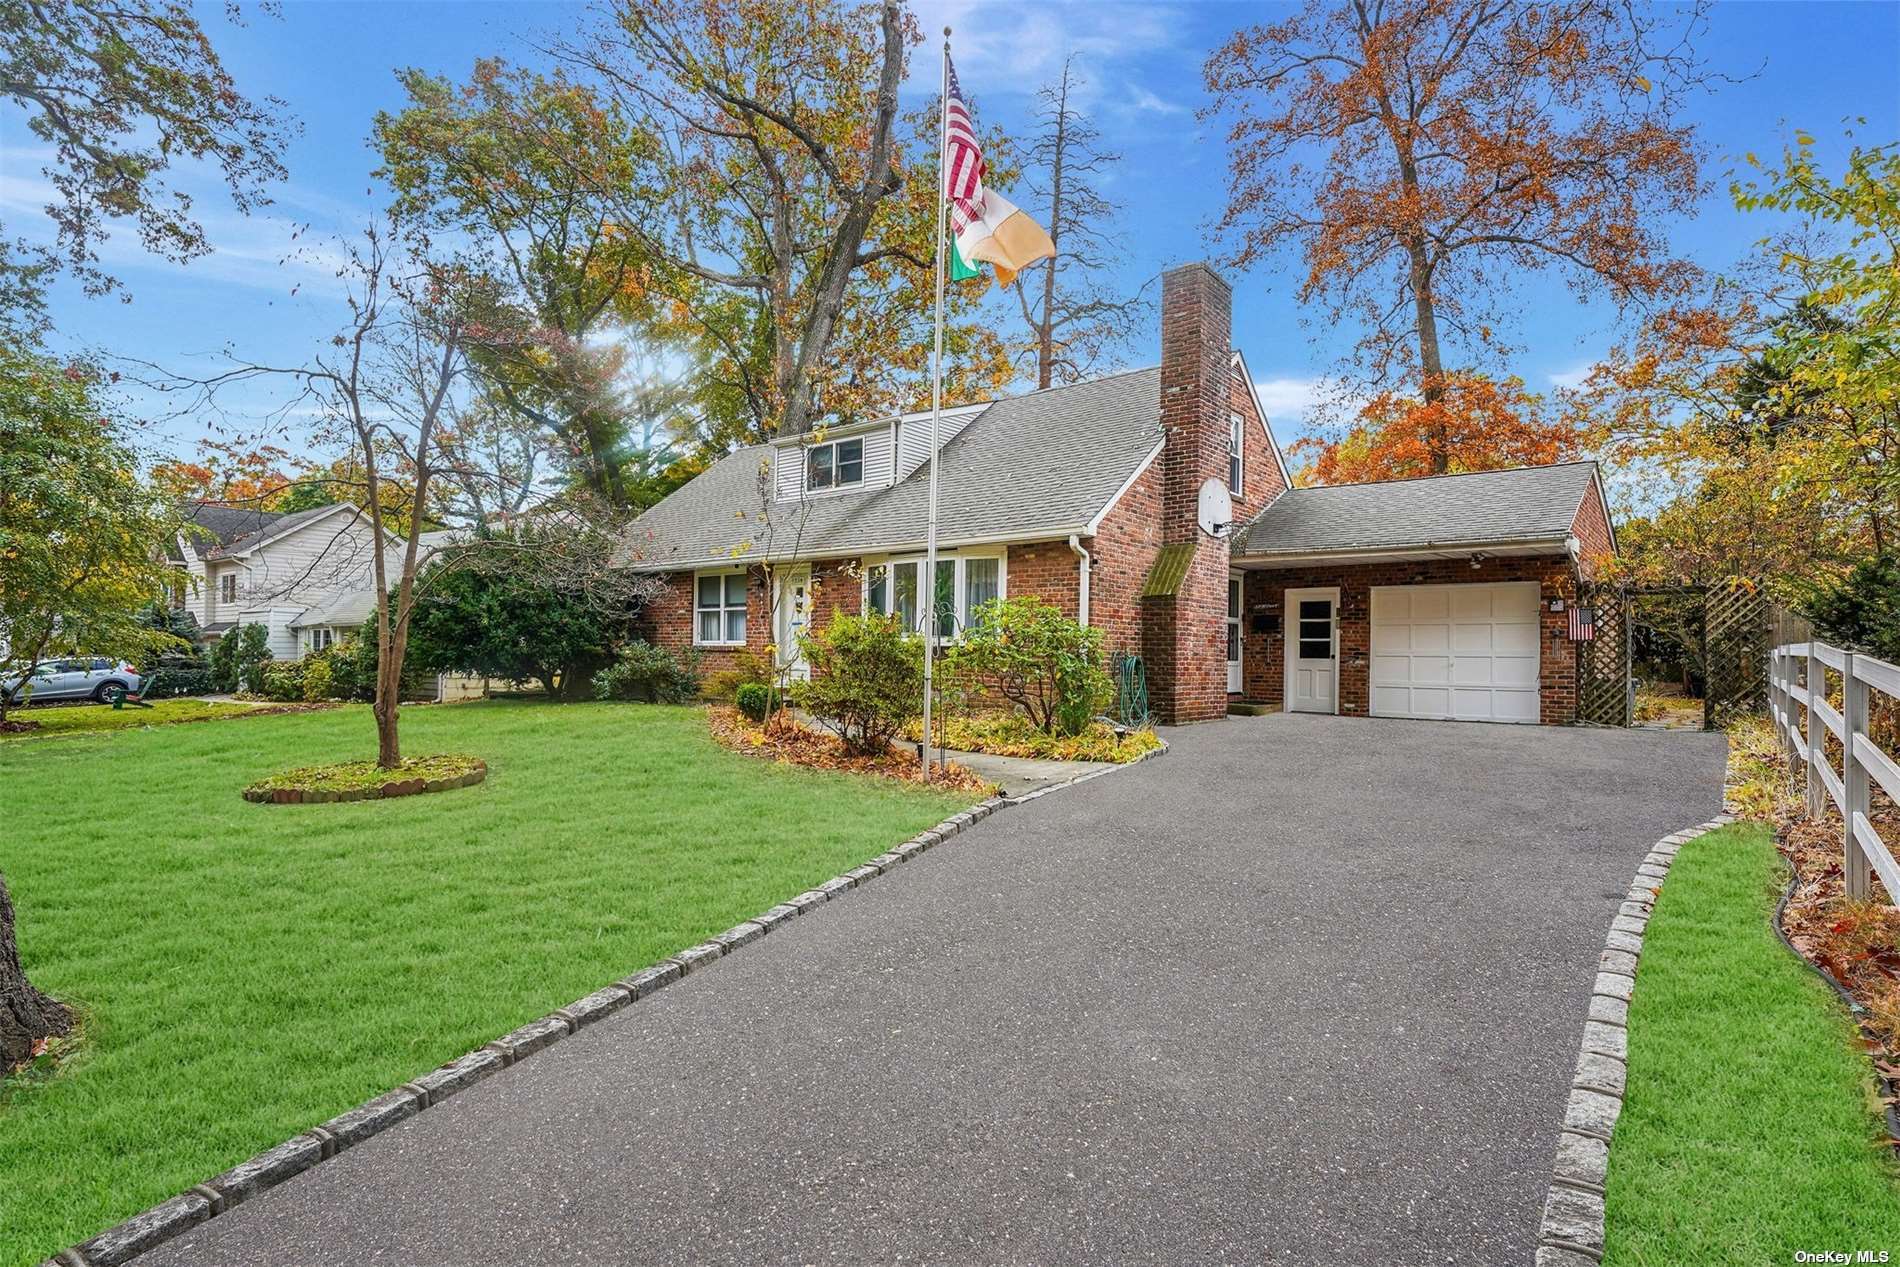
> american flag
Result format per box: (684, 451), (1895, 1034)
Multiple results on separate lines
(944, 55), (986, 234)
(1569, 604), (1596, 641)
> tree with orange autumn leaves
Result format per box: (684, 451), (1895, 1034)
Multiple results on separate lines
(1204, 0), (1714, 481)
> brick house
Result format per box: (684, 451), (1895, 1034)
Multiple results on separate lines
(617, 262), (1616, 727)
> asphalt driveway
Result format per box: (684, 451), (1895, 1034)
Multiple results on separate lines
(144, 714), (1725, 1267)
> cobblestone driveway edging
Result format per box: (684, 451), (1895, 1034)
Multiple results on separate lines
(1534, 813), (1735, 1267)
(45, 743), (1168, 1267)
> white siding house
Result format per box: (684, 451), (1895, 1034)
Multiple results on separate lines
(170, 503), (384, 658)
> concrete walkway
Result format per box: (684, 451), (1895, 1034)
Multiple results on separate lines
(942, 744), (1117, 796)
(144, 714), (1725, 1267)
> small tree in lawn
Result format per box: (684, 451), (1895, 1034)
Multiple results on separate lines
(158, 223), (469, 768)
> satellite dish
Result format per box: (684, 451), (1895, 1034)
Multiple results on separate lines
(1197, 478), (1233, 538)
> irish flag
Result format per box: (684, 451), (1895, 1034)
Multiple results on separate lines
(944, 55), (1053, 288)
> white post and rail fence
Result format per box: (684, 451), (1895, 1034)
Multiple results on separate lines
(1769, 611), (1900, 902)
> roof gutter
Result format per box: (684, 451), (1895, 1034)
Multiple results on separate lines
(1231, 535), (1573, 567)
(622, 525), (1097, 574)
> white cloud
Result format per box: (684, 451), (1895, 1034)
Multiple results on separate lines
(1126, 86), (1189, 117)
(1548, 361), (1595, 391)
(909, 0), (1187, 97)
(1251, 376), (1329, 422)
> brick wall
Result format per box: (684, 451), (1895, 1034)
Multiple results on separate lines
(645, 559), (864, 674)
(1570, 479), (1616, 579)
(1006, 541), (1082, 621)
(1084, 459), (1162, 656)
(1142, 262), (1235, 725)
(1240, 554), (1583, 725)
(1228, 368), (1289, 524)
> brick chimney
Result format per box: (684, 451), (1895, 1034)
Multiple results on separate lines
(1142, 262), (1234, 725)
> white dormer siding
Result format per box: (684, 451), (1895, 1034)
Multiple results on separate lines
(893, 404), (986, 482)
(769, 403), (992, 503)
(772, 424), (897, 502)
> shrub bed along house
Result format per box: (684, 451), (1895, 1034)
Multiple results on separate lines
(906, 713), (1161, 764)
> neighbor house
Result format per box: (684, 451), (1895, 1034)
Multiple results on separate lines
(166, 502), (383, 659)
(617, 262), (1615, 727)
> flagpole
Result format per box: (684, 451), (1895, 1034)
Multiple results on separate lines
(921, 26), (950, 779)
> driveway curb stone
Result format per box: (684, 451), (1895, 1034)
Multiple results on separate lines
(43, 739), (1168, 1267)
(1534, 813), (1735, 1266)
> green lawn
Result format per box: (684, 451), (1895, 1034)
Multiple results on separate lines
(0, 701), (970, 1265)
(1605, 822), (1900, 1264)
(1, 697), (272, 739)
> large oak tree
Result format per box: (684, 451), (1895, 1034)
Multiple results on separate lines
(558, 0), (1011, 447)
(1205, 0), (1712, 475)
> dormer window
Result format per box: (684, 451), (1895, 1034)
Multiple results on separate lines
(807, 437), (864, 491)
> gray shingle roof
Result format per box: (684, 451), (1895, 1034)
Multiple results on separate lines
(180, 503), (284, 558)
(616, 368), (1164, 570)
(1232, 462), (1601, 558)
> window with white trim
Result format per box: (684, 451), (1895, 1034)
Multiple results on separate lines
(863, 553), (1003, 640)
(695, 571), (748, 646)
(302, 627), (336, 656)
(806, 437), (864, 491)
(1228, 412), (1244, 495)
(219, 572), (237, 604)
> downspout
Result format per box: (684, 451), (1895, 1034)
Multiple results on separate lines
(1068, 534), (1091, 626)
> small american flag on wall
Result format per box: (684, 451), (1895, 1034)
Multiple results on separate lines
(1569, 604), (1597, 641)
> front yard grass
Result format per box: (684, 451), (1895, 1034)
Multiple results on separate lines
(0, 701), (970, 1265)
(1605, 821), (1900, 1264)
(0, 697), (280, 739)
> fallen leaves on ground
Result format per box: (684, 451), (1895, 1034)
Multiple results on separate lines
(707, 707), (995, 796)
(1734, 713), (1900, 1106)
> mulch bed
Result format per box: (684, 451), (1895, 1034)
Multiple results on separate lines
(0, 719), (42, 734)
(1769, 767), (1900, 1137)
(707, 707), (995, 796)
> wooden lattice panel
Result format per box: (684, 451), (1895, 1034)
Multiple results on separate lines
(1705, 585), (1770, 726)
(1576, 583), (1632, 727)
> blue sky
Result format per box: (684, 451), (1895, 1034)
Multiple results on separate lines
(7, 0), (1896, 466)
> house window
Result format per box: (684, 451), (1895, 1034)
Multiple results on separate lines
(695, 571), (748, 646)
(219, 573), (237, 604)
(1229, 412), (1244, 495)
(864, 554), (1003, 639)
(303, 627), (336, 656)
(806, 437), (864, 491)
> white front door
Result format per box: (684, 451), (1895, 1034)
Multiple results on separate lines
(1285, 587), (1339, 714)
(1226, 572), (1244, 694)
(776, 566), (812, 679)
(1370, 581), (1540, 723)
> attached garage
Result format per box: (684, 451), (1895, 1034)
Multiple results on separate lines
(1370, 581), (1541, 723)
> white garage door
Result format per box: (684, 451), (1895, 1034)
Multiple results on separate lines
(1370, 582), (1541, 724)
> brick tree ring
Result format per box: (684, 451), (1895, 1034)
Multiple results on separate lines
(1535, 815), (1734, 1266)
(240, 755), (488, 804)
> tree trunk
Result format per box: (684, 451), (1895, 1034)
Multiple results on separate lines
(1036, 68), (1069, 392)
(1404, 233), (1450, 474)
(0, 872), (71, 1071)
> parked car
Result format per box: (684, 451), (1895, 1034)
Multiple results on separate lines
(3, 657), (143, 705)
